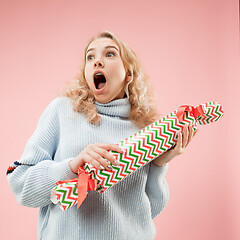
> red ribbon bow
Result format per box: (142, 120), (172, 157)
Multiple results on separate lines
(76, 166), (97, 208)
(176, 105), (205, 122)
(57, 166), (97, 209)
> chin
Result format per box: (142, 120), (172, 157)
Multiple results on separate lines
(94, 96), (113, 104)
(94, 92), (125, 104)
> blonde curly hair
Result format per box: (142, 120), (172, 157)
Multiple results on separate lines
(60, 31), (161, 129)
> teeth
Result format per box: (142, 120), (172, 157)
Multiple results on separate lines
(95, 72), (103, 76)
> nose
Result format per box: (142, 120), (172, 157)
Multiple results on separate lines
(94, 60), (104, 68)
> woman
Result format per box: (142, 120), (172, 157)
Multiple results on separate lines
(7, 31), (196, 240)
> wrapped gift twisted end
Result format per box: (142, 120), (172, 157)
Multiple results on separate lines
(176, 105), (205, 122)
(51, 166), (98, 210)
(50, 101), (224, 211)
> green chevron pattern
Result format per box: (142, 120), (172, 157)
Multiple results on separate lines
(51, 102), (224, 210)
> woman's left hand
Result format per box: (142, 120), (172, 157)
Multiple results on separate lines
(171, 123), (198, 155)
(152, 123), (198, 167)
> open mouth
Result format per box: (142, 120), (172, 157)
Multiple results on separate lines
(94, 72), (107, 90)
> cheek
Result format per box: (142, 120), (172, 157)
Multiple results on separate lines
(84, 65), (88, 76)
(112, 61), (126, 79)
(84, 66), (91, 82)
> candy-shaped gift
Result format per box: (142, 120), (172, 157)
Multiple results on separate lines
(50, 101), (224, 210)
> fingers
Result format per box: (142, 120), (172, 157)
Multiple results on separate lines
(193, 128), (198, 137)
(175, 130), (182, 151)
(185, 124), (193, 147)
(69, 143), (124, 173)
(182, 125), (189, 148)
(80, 153), (105, 171)
(85, 143), (123, 171)
(174, 123), (198, 156)
(87, 149), (116, 171)
(183, 123), (198, 148)
(95, 143), (124, 154)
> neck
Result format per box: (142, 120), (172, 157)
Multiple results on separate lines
(95, 98), (131, 118)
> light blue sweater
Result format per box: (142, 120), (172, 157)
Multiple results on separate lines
(7, 96), (169, 240)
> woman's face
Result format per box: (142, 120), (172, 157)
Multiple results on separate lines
(84, 38), (130, 103)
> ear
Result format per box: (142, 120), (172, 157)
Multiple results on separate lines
(126, 74), (133, 83)
(125, 69), (133, 83)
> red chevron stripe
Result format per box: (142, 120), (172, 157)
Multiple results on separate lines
(219, 105), (224, 114)
(97, 176), (106, 188)
(112, 143), (134, 179)
(154, 123), (174, 149)
(197, 104), (207, 124)
(141, 128), (157, 159)
(129, 136), (145, 160)
(106, 169), (119, 186)
(117, 163), (129, 179)
(171, 111), (183, 127)
(181, 113), (193, 125)
(95, 169), (113, 187)
(112, 152), (120, 161)
(164, 114), (182, 142)
(200, 112), (207, 124)
(209, 106), (218, 122)
(133, 133), (153, 162)
(147, 127), (162, 155)
(88, 168), (105, 187)
(100, 186), (108, 193)
(153, 117), (179, 145)
(151, 122), (169, 144)
(56, 193), (61, 201)
(94, 173), (105, 186)
(154, 128), (169, 149)
(129, 137), (146, 167)
(160, 113), (181, 134)
(124, 138), (143, 171)
(64, 186), (78, 203)
(117, 140), (136, 174)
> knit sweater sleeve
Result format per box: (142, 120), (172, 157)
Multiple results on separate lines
(6, 98), (77, 208)
(145, 161), (169, 219)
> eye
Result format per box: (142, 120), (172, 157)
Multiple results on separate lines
(106, 52), (115, 57)
(87, 55), (94, 61)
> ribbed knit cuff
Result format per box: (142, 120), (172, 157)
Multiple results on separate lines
(149, 162), (169, 177)
(48, 158), (78, 184)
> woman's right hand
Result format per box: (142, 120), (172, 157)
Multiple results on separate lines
(69, 143), (124, 174)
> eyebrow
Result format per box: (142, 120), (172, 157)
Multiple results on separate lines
(86, 45), (119, 54)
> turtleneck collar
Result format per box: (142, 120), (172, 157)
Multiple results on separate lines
(95, 98), (131, 118)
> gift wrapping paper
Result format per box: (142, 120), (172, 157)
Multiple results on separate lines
(51, 101), (224, 210)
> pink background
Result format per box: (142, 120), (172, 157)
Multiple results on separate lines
(1, 0), (239, 239)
